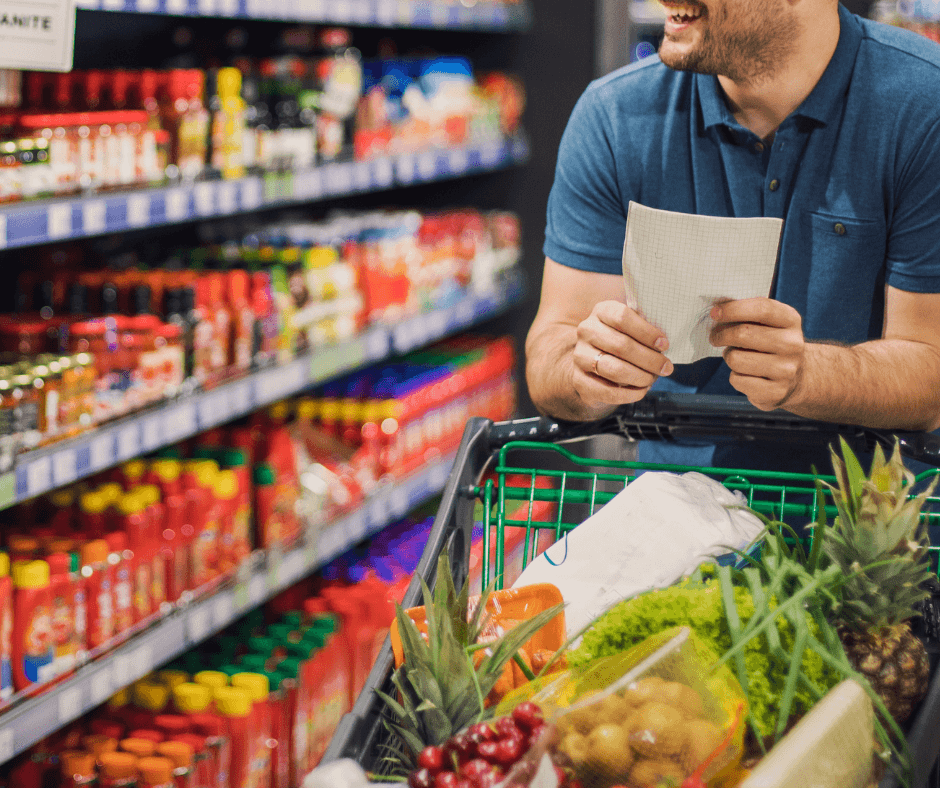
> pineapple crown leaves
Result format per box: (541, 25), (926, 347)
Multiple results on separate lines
(821, 438), (937, 629)
(376, 551), (564, 772)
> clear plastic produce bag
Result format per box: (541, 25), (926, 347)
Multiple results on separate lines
(501, 627), (747, 788)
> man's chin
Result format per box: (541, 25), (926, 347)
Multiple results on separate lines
(658, 43), (695, 70)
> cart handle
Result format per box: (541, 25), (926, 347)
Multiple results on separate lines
(487, 392), (940, 467)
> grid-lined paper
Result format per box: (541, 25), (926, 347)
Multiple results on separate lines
(622, 202), (784, 365)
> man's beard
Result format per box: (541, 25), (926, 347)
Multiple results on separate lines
(659, 7), (800, 84)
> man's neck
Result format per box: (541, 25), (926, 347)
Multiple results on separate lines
(718, 6), (841, 141)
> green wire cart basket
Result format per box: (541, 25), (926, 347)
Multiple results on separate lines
(323, 393), (940, 788)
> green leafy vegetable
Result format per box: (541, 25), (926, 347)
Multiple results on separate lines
(569, 574), (842, 740)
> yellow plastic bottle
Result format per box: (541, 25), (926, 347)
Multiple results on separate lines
(211, 68), (246, 179)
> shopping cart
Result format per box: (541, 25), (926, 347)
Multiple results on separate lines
(322, 392), (940, 788)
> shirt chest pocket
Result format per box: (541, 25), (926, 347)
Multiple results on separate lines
(798, 210), (887, 342)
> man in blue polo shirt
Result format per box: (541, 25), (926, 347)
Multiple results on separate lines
(526, 0), (940, 471)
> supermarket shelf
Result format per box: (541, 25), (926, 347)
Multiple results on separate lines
(629, 0), (664, 25)
(75, 0), (532, 30)
(0, 452), (455, 766)
(0, 134), (530, 251)
(0, 270), (524, 511)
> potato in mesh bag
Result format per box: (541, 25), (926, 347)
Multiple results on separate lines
(545, 627), (745, 788)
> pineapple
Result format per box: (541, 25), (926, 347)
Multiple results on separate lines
(822, 438), (937, 723)
(375, 551), (563, 775)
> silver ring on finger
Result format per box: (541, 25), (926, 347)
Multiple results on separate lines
(592, 350), (607, 377)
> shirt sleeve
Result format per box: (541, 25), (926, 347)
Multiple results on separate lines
(543, 84), (628, 275)
(885, 114), (940, 292)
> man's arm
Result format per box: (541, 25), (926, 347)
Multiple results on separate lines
(711, 287), (940, 431)
(526, 258), (674, 421)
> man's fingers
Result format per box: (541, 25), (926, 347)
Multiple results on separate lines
(595, 301), (670, 353)
(574, 342), (662, 388)
(579, 305), (673, 378)
(710, 322), (786, 353)
(711, 298), (801, 330)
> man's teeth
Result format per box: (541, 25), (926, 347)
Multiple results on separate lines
(665, 4), (703, 19)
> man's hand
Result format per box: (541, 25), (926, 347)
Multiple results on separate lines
(572, 300), (675, 407)
(709, 298), (806, 410)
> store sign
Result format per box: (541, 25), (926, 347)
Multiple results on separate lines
(0, 0), (76, 72)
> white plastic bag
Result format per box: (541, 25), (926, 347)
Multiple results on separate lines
(512, 471), (763, 637)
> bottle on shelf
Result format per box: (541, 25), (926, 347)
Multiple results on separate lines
(11, 558), (54, 690)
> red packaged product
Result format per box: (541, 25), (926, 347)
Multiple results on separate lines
(172, 684), (230, 788)
(230, 673), (272, 788)
(171, 734), (211, 788)
(105, 530), (134, 636)
(98, 752), (139, 788)
(60, 750), (97, 788)
(227, 270), (254, 374)
(81, 538), (114, 649)
(46, 552), (77, 676)
(11, 559), (54, 690)
(213, 687), (252, 788)
(137, 756), (176, 788)
(156, 741), (195, 788)
(161, 494), (189, 602)
(0, 554), (12, 703)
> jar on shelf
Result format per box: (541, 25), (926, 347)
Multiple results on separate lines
(0, 367), (17, 472)
(0, 320), (53, 356)
(11, 368), (42, 451)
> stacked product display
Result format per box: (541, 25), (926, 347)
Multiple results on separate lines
(0, 0), (531, 780)
(0, 336), (517, 708)
(0, 207), (519, 469)
(0, 31), (524, 203)
(0, 489), (556, 788)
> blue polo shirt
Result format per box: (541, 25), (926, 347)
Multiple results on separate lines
(543, 5), (940, 474)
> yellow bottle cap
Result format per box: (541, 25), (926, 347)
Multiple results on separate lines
(150, 460), (181, 483)
(214, 470), (238, 501)
(193, 671), (228, 691)
(213, 687), (251, 718)
(121, 459), (147, 483)
(320, 400), (340, 421)
(186, 460), (218, 489)
(12, 559), (50, 589)
(79, 491), (109, 515)
(109, 688), (131, 709)
(133, 681), (170, 712)
(49, 488), (75, 508)
(137, 485), (161, 507)
(305, 247), (338, 269)
(97, 483), (124, 506)
(295, 398), (318, 422)
(172, 683), (212, 713)
(230, 673), (269, 702)
(217, 67), (242, 98)
(157, 670), (189, 689)
(381, 400), (402, 421)
(116, 493), (145, 517)
(340, 400), (362, 421)
(267, 401), (290, 422)
(0, 552), (9, 578)
(363, 401), (384, 423)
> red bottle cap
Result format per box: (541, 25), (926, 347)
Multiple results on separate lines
(154, 715), (191, 737)
(189, 714), (223, 738)
(45, 552), (71, 576)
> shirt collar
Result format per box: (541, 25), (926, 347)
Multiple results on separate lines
(697, 4), (863, 132)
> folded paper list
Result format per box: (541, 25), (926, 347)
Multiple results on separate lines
(622, 202), (784, 365)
